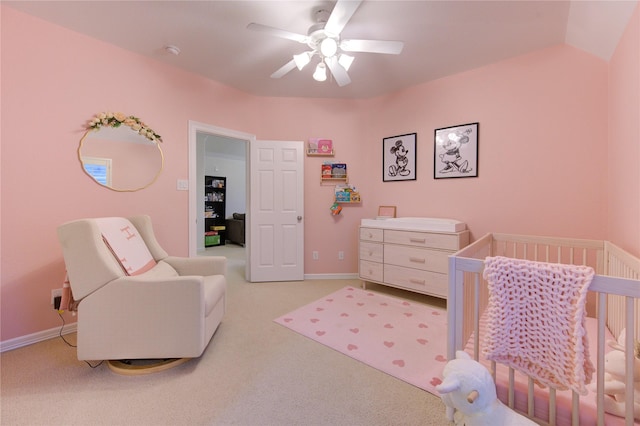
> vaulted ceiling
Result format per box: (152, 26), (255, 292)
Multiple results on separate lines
(5, 1), (638, 99)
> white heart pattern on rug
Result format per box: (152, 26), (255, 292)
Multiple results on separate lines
(274, 286), (448, 395)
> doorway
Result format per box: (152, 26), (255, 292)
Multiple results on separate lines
(188, 121), (252, 277)
(188, 121), (305, 282)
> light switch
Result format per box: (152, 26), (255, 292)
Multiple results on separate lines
(177, 179), (189, 191)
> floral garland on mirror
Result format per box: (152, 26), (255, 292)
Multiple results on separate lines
(87, 112), (162, 142)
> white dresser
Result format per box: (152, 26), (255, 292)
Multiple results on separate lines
(359, 218), (469, 299)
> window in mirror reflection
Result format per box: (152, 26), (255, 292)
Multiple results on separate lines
(83, 156), (112, 186)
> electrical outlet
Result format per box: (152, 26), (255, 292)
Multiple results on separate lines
(51, 288), (62, 305)
(338, 251), (344, 260)
(312, 251), (319, 260)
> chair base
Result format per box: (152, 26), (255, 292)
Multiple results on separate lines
(107, 358), (191, 375)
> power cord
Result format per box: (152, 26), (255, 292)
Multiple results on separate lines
(57, 311), (104, 369)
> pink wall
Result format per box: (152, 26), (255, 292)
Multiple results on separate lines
(1, 7), (248, 341)
(608, 5), (640, 256)
(363, 44), (609, 242)
(1, 4), (636, 343)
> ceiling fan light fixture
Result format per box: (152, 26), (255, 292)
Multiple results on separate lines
(320, 37), (338, 58)
(338, 54), (354, 71)
(293, 52), (311, 70)
(249, 0), (403, 87)
(313, 62), (327, 82)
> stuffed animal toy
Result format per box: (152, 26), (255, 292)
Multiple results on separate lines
(436, 351), (536, 426)
(601, 330), (640, 421)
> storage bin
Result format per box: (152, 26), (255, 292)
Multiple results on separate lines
(205, 235), (220, 246)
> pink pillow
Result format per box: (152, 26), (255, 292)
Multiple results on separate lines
(95, 217), (157, 276)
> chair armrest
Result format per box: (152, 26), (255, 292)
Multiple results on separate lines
(162, 256), (227, 277)
(78, 276), (210, 359)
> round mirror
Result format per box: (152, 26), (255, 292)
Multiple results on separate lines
(78, 112), (164, 192)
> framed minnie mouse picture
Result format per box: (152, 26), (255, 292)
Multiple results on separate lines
(383, 133), (417, 182)
(434, 122), (479, 179)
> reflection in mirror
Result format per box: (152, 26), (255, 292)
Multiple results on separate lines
(78, 112), (164, 192)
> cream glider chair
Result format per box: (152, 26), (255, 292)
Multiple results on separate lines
(57, 215), (226, 373)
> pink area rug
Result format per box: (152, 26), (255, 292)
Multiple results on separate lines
(274, 286), (448, 395)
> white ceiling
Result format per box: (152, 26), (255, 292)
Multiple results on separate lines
(5, 1), (637, 99)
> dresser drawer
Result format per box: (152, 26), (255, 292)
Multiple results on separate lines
(384, 229), (468, 250)
(384, 264), (447, 298)
(360, 227), (384, 242)
(360, 260), (383, 282)
(383, 245), (450, 273)
(359, 241), (383, 263)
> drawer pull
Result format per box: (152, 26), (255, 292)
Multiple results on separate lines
(409, 238), (426, 243)
(409, 257), (426, 264)
(409, 278), (426, 285)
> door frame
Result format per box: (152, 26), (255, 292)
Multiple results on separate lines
(188, 121), (254, 278)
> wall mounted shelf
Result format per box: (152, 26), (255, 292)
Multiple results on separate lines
(307, 148), (335, 157)
(321, 163), (347, 183)
(321, 176), (348, 184)
(334, 183), (361, 203)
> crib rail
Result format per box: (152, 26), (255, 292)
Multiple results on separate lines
(604, 241), (640, 342)
(448, 233), (640, 426)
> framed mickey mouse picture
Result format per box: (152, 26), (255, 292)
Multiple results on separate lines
(382, 132), (417, 182)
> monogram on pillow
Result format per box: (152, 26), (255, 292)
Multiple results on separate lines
(95, 217), (157, 275)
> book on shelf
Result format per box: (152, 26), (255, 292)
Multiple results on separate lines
(331, 163), (346, 177)
(334, 184), (360, 202)
(321, 161), (347, 179)
(308, 138), (333, 154)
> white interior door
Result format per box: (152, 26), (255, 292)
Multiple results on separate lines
(248, 140), (304, 282)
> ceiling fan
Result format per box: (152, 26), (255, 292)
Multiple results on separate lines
(247, 0), (404, 87)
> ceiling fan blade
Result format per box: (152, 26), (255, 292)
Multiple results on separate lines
(324, 0), (362, 35)
(326, 57), (351, 87)
(340, 39), (404, 55)
(247, 23), (307, 43)
(271, 59), (297, 79)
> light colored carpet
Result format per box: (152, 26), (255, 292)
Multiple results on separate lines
(275, 286), (448, 394)
(1, 245), (448, 425)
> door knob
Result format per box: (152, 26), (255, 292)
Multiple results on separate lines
(297, 216), (302, 221)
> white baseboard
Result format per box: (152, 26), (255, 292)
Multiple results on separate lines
(304, 273), (359, 280)
(0, 322), (77, 353)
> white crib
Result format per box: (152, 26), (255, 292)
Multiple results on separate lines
(448, 233), (640, 426)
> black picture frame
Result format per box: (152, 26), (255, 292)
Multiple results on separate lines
(383, 133), (417, 182)
(434, 122), (479, 179)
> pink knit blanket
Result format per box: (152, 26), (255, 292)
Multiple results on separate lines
(482, 256), (595, 395)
